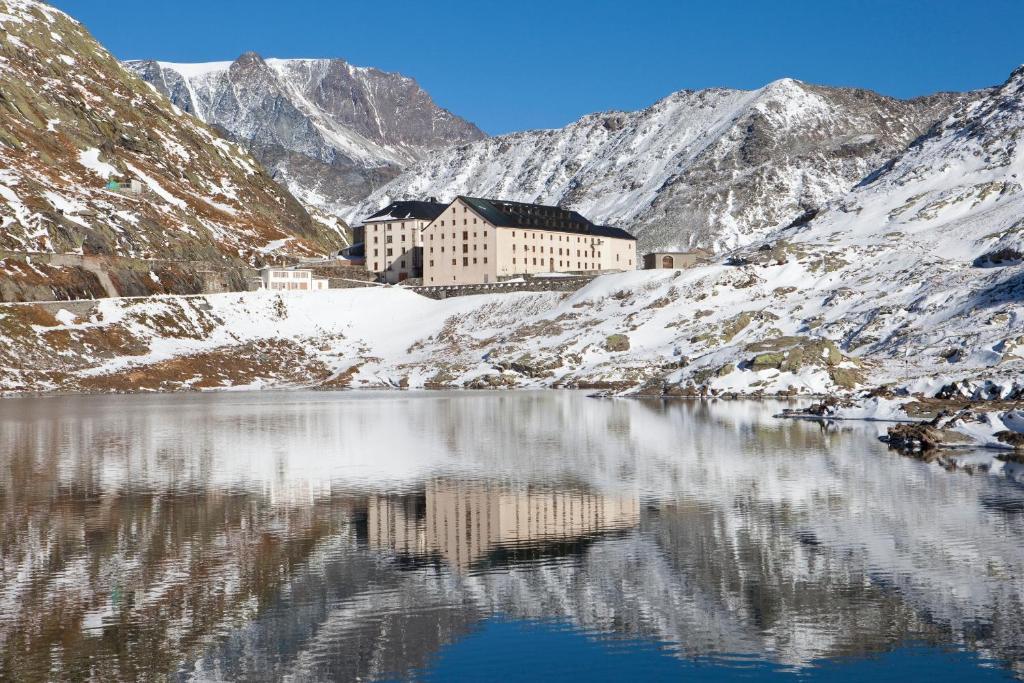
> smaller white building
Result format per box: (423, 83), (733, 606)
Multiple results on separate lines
(260, 267), (329, 292)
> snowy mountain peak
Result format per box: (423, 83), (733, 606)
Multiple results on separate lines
(349, 79), (963, 252)
(127, 54), (486, 216)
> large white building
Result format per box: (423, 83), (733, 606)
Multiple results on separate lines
(362, 200), (447, 284)
(362, 197), (637, 286)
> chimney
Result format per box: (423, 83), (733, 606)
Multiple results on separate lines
(428, 196), (438, 203)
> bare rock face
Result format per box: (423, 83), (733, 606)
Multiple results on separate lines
(0, 0), (345, 286)
(127, 55), (486, 215)
(349, 79), (969, 252)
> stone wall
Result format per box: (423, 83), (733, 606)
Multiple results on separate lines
(410, 274), (596, 300)
(0, 250), (257, 302)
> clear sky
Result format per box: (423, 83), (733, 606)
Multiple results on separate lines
(49, 0), (1024, 135)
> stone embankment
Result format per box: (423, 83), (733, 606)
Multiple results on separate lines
(410, 274), (596, 300)
(0, 250), (254, 302)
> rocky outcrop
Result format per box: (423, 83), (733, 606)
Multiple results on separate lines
(0, 0), (346, 301)
(127, 55), (486, 215)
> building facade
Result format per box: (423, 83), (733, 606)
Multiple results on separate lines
(259, 267), (329, 292)
(642, 250), (712, 270)
(363, 200), (447, 284)
(420, 196), (637, 286)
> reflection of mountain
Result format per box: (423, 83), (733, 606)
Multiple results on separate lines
(0, 393), (1022, 680)
(367, 479), (639, 570)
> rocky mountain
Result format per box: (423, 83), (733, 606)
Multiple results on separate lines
(127, 55), (486, 216)
(349, 80), (968, 252)
(0, 0), (347, 300)
(2, 66), (1021, 402)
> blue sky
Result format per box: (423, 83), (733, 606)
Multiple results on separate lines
(50, 0), (1024, 135)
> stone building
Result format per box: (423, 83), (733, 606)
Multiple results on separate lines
(421, 196), (636, 285)
(363, 200), (446, 283)
(642, 250), (713, 270)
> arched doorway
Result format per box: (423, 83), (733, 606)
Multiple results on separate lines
(661, 255), (674, 269)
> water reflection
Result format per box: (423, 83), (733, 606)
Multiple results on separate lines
(0, 392), (1022, 681)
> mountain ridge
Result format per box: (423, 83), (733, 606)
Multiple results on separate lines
(348, 77), (972, 252)
(126, 54), (487, 215)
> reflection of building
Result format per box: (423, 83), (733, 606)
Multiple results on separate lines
(368, 479), (640, 570)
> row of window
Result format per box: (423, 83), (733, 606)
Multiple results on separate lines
(513, 244), (599, 257)
(429, 230), (489, 241)
(428, 243), (487, 254)
(438, 217), (479, 227)
(428, 257), (489, 268)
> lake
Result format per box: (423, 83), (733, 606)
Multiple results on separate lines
(1, 391), (1022, 681)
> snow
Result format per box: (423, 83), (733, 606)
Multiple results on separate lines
(54, 309), (77, 325)
(257, 237), (293, 254)
(155, 60), (233, 80)
(77, 148), (117, 179)
(123, 162), (187, 209)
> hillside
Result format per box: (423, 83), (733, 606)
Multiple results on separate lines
(0, 0), (346, 301)
(1, 66), (1021, 401)
(349, 80), (966, 252)
(127, 55), (486, 215)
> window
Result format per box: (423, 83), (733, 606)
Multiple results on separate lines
(386, 235), (392, 244)
(462, 244), (468, 253)
(532, 258), (537, 265)
(387, 248), (393, 256)
(451, 259), (456, 266)
(373, 236), (378, 244)
(429, 247), (434, 254)
(429, 260), (434, 267)
(440, 220), (445, 226)
(463, 257), (469, 266)
(401, 234), (406, 242)
(513, 258), (517, 264)
(483, 257), (488, 264)
(483, 243), (486, 250)
(400, 260), (406, 268)
(472, 257), (477, 264)
(373, 249), (379, 256)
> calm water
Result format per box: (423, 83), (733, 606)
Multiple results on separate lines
(1, 391), (1023, 682)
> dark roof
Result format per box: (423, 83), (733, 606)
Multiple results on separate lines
(591, 225), (637, 240)
(339, 242), (364, 258)
(459, 196), (636, 240)
(364, 200), (446, 222)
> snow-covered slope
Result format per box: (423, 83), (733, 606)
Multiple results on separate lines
(0, 0), (346, 296)
(350, 80), (963, 252)
(3, 67), (1022, 398)
(127, 55), (486, 215)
